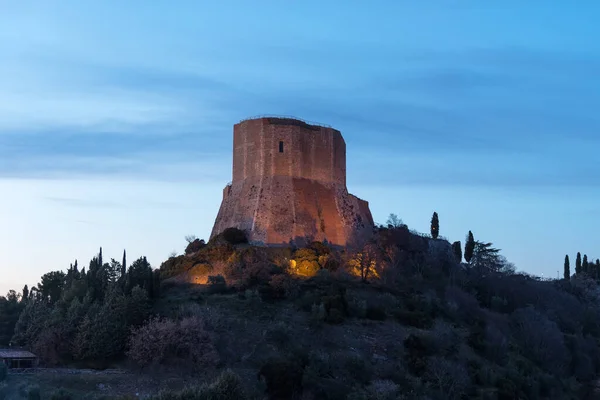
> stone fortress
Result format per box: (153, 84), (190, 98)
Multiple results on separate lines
(210, 116), (374, 247)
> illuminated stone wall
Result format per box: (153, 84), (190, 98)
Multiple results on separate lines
(211, 117), (373, 247)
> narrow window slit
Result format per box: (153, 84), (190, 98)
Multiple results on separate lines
(279, 141), (284, 153)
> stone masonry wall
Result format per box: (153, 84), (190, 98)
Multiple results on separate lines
(233, 118), (346, 186)
(211, 117), (373, 247)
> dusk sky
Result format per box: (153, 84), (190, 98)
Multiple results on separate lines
(1, 1), (599, 294)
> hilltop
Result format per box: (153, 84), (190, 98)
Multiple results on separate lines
(1, 216), (600, 399)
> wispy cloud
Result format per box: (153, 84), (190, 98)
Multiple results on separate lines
(0, 4), (598, 189)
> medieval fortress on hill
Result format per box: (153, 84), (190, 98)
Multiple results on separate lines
(210, 116), (375, 247)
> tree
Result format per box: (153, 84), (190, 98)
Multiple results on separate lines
(22, 285), (29, 302)
(430, 212), (439, 239)
(37, 271), (66, 305)
(596, 259), (600, 280)
(452, 241), (462, 263)
(185, 235), (198, 244)
(564, 255), (570, 280)
(471, 241), (504, 272)
(385, 213), (404, 229)
(464, 231), (475, 263)
(576, 252), (582, 275)
(121, 250), (127, 282)
(582, 254), (589, 274)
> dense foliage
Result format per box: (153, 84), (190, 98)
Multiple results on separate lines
(2, 249), (158, 366)
(2, 212), (600, 399)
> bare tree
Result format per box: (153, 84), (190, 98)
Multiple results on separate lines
(185, 235), (198, 244)
(385, 213), (405, 228)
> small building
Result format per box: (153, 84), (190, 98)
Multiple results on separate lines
(0, 349), (38, 369)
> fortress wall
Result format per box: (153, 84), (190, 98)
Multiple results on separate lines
(211, 117), (373, 247)
(232, 118), (346, 185)
(211, 176), (373, 247)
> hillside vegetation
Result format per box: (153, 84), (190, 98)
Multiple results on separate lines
(1, 214), (600, 399)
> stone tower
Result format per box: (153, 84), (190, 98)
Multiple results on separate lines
(210, 117), (374, 247)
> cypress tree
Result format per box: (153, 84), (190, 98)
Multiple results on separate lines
(464, 231), (475, 263)
(430, 212), (439, 239)
(576, 252), (582, 274)
(596, 259), (600, 280)
(122, 250), (127, 278)
(22, 285), (29, 302)
(583, 254), (589, 273)
(564, 255), (570, 280)
(452, 241), (462, 263)
(98, 247), (103, 270)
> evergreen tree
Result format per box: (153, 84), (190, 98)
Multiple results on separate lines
(98, 247), (103, 271)
(596, 259), (600, 280)
(582, 254), (589, 274)
(22, 285), (29, 302)
(430, 212), (439, 239)
(576, 252), (582, 274)
(452, 241), (462, 263)
(564, 255), (570, 280)
(464, 231), (475, 263)
(122, 250), (127, 280)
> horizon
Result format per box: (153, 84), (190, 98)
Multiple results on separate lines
(1, 1), (599, 294)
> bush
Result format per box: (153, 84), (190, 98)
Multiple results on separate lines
(185, 239), (206, 255)
(511, 306), (570, 375)
(26, 385), (41, 400)
(50, 389), (73, 400)
(128, 316), (219, 370)
(425, 356), (470, 399)
(148, 369), (245, 400)
(0, 363), (6, 382)
(207, 275), (227, 294)
(259, 359), (305, 400)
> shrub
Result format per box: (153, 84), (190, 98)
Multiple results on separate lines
(207, 274), (227, 293)
(365, 305), (387, 321)
(148, 369), (245, 400)
(511, 306), (570, 375)
(50, 389), (73, 400)
(259, 359), (304, 400)
(403, 334), (434, 375)
(26, 385), (41, 400)
(425, 356), (470, 399)
(0, 363), (6, 381)
(128, 316), (219, 370)
(185, 239), (206, 255)
(269, 274), (300, 299)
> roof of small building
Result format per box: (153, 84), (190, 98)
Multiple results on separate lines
(0, 349), (37, 359)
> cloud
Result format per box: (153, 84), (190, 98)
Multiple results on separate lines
(0, 28), (598, 188)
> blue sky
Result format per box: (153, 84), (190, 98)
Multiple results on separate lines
(1, 1), (599, 294)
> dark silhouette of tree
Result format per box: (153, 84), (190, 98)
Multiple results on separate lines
(464, 231), (475, 263)
(430, 212), (439, 239)
(452, 241), (462, 263)
(38, 271), (66, 305)
(564, 255), (570, 280)
(386, 213), (404, 228)
(582, 254), (589, 274)
(22, 285), (29, 302)
(596, 259), (600, 280)
(576, 252), (582, 274)
(122, 250), (127, 281)
(0, 291), (24, 345)
(472, 241), (505, 272)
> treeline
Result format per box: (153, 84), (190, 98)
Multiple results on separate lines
(0, 248), (160, 366)
(564, 252), (600, 280)
(386, 212), (515, 274)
